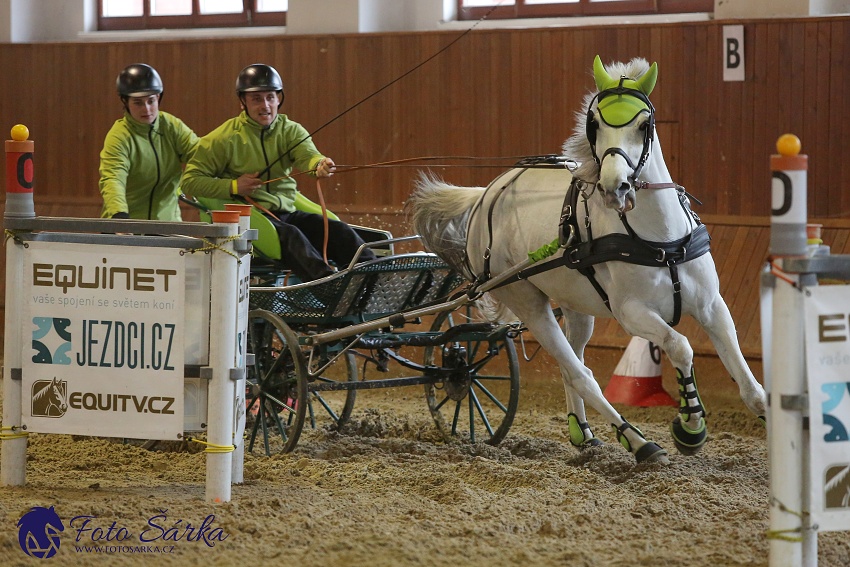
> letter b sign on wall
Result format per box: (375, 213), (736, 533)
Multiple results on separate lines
(723, 25), (745, 82)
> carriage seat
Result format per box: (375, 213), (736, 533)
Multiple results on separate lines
(190, 193), (394, 261)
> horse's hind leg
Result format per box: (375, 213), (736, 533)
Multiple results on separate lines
(617, 302), (708, 455)
(560, 309), (602, 449)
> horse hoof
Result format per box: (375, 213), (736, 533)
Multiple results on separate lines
(577, 438), (604, 450)
(634, 442), (668, 464)
(670, 415), (707, 456)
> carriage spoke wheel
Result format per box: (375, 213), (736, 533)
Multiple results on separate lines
(306, 349), (357, 434)
(245, 310), (307, 455)
(245, 310), (357, 456)
(423, 309), (520, 445)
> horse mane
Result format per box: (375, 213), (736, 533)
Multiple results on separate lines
(562, 57), (652, 183)
(32, 382), (52, 403)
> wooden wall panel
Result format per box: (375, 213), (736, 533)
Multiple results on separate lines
(1, 18), (849, 217)
(2, 17), (850, 347)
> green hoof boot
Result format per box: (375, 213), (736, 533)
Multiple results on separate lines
(567, 413), (602, 450)
(670, 414), (707, 456)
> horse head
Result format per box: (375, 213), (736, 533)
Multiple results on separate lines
(49, 378), (67, 414)
(581, 55), (658, 213)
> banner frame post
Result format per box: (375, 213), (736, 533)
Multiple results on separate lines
(205, 220), (240, 503)
(1, 235), (28, 486)
(768, 135), (810, 567)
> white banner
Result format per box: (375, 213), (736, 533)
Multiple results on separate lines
(804, 285), (850, 531)
(22, 242), (185, 440)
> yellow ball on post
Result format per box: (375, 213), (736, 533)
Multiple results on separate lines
(10, 124), (29, 141)
(776, 133), (801, 157)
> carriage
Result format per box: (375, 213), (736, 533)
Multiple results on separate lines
(186, 196), (523, 456)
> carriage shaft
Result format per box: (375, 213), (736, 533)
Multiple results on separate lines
(309, 375), (439, 392)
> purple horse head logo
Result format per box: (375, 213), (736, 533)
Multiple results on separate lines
(31, 378), (68, 418)
(17, 506), (64, 559)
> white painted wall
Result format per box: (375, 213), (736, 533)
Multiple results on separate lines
(0, 0), (95, 43)
(287, 0), (455, 35)
(0, 1), (847, 44)
(715, 0), (850, 18)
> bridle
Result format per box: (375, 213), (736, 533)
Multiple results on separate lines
(585, 77), (657, 191)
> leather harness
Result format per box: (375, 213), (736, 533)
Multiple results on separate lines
(468, 163), (711, 327)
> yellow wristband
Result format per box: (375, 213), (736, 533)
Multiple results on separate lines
(231, 179), (238, 195)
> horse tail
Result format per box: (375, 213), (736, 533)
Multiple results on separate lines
(406, 172), (484, 277)
(474, 293), (519, 324)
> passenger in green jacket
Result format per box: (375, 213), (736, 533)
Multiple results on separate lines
(181, 63), (375, 281)
(99, 64), (199, 221)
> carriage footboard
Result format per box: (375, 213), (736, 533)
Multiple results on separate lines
(353, 322), (495, 349)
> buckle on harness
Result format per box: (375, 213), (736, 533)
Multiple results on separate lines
(656, 248), (666, 262)
(560, 225), (576, 248)
(569, 248), (580, 264)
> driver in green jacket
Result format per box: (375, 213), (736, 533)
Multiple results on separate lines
(99, 63), (199, 221)
(180, 63), (375, 281)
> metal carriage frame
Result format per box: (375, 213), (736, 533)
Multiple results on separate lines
(243, 235), (523, 455)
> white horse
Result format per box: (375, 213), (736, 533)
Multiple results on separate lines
(409, 56), (766, 463)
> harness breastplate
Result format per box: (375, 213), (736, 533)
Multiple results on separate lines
(555, 178), (711, 326)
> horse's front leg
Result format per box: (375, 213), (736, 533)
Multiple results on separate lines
(695, 294), (767, 419)
(560, 309), (602, 449)
(494, 284), (667, 464)
(616, 301), (708, 456)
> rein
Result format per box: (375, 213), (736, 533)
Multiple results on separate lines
(287, 154), (577, 177)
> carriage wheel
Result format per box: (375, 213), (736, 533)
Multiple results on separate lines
(245, 310), (357, 455)
(245, 310), (308, 455)
(423, 309), (520, 445)
(306, 349), (357, 433)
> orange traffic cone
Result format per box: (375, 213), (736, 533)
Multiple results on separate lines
(604, 336), (676, 407)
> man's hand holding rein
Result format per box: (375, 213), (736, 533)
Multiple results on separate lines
(315, 157), (336, 178)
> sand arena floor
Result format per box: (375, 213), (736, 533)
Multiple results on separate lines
(1, 347), (849, 566)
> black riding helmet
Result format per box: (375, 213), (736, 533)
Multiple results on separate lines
(236, 64), (284, 107)
(117, 64), (163, 98)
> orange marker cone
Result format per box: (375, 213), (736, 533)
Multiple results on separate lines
(604, 336), (676, 407)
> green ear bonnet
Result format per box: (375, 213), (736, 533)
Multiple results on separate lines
(590, 55), (658, 127)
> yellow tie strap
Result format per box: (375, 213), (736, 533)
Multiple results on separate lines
(185, 436), (235, 454)
(765, 497), (806, 542)
(0, 425), (29, 440)
(184, 234), (244, 263)
(4, 229), (26, 245)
